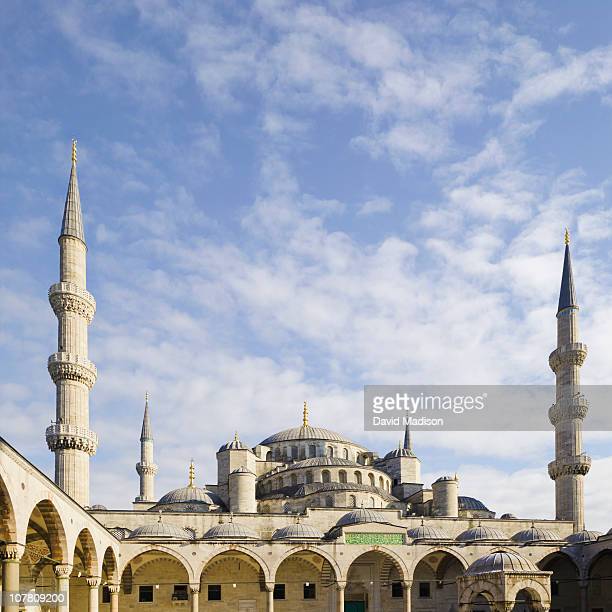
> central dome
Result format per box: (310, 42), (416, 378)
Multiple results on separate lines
(261, 425), (360, 446)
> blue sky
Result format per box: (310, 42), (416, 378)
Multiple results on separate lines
(2, 0), (612, 530)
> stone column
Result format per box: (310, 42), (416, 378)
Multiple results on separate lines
(403, 580), (412, 612)
(87, 577), (100, 612)
(190, 585), (200, 612)
(579, 579), (588, 612)
(265, 583), (275, 612)
(336, 582), (345, 612)
(54, 564), (72, 611)
(1, 544), (22, 612)
(108, 583), (120, 612)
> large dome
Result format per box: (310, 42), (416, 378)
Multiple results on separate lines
(465, 551), (537, 576)
(128, 522), (194, 540)
(456, 525), (507, 542)
(459, 496), (490, 512)
(261, 425), (362, 446)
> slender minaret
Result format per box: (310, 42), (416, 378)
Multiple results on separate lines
(46, 140), (98, 506)
(135, 392), (158, 502)
(548, 229), (590, 532)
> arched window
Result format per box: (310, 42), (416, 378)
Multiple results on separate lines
(369, 496), (375, 508)
(290, 474), (297, 486)
(305, 470), (313, 484)
(379, 476), (384, 489)
(322, 470), (331, 484)
(349, 495), (357, 508)
(368, 473), (375, 487)
(325, 496), (334, 508)
(339, 470), (347, 484)
(282, 447), (288, 460)
(343, 448), (349, 460)
(299, 446), (306, 459)
(309, 444), (317, 458)
(291, 445), (298, 459)
(354, 471), (362, 484)
(277, 477), (284, 489)
(274, 448), (281, 461)
(327, 446), (334, 458)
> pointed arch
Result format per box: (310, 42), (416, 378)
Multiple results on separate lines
(197, 545), (272, 583)
(25, 499), (68, 564)
(72, 528), (98, 575)
(0, 473), (17, 542)
(119, 545), (195, 583)
(272, 546), (342, 583)
(100, 546), (118, 583)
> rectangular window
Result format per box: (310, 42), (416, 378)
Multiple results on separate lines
(102, 586), (110, 603)
(172, 585), (188, 601)
(303, 583), (316, 599)
(273, 584), (286, 600)
(391, 581), (403, 598)
(138, 586), (153, 603)
(208, 584), (221, 601)
(418, 582), (431, 598)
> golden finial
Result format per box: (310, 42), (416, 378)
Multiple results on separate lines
(564, 227), (570, 245)
(71, 139), (77, 165)
(145, 391), (149, 404)
(234, 431), (239, 442)
(303, 401), (309, 428)
(188, 459), (195, 487)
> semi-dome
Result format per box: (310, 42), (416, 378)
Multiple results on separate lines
(459, 496), (490, 512)
(272, 523), (325, 540)
(203, 520), (258, 540)
(337, 508), (386, 527)
(465, 551), (537, 576)
(230, 466), (255, 475)
(128, 521), (194, 540)
(456, 524), (507, 542)
(407, 524), (451, 540)
(219, 432), (251, 453)
(566, 530), (602, 544)
(284, 457), (360, 471)
(512, 525), (560, 543)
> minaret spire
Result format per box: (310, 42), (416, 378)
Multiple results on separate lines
(548, 230), (590, 532)
(136, 392), (158, 502)
(403, 423), (411, 451)
(46, 140), (97, 506)
(188, 459), (196, 487)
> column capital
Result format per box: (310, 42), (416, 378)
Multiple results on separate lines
(265, 582), (275, 592)
(54, 563), (73, 578)
(189, 584), (200, 594)
(0, 542), (23, 561)
(86, 576), (101, 588)
(335, 581), (346, 591)
(108, 583), (121, 594)
(403, 579), (413, 589)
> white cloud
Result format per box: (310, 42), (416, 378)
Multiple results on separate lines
(357, 197), (393, 216)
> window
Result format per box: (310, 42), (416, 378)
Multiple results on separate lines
(291, 445), (298, 459)
(304, 583), (316, 599)
(102, 586), (110, 603)
(368, 473), (375, 486)
(309, 444), (317, 457)
(339, 470), (347, 483)
(325, 495), (334, 507)
(343, 448), (349, 459)
(274, 448), (281, 460)
(355, 471), (362, 484)
(291, 474), (297, 486)
(299, 446), (306, 459)
(369, 496), (375, 507)
(172, 585), (188, 601)
(208, 585), (221, 601)
(391, 582), (403, 598)
(349, 495), (357, 508)
(327, 446), (334, 457)
(418, 582), (431, 598)
(379, 476), (384, 489)
(322, 470), (331, 483)
(273, 584), (286, 600)
(139, 586), (153, 603)
(305, 470), (313, 484)
(266, 451), (272, 461)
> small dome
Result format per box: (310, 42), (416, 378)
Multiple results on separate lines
(204, 520), (258, 539)
(128, 522), (194, 540)
(407, 524), (451, 540)
(337, 508), (386, 527)
(230, 466), (255, 475)
(219, 433), (250, 453)
(500, 513), (517, 519)
(434, 475), (458, 483)
(158, 486), (214, 506)
(384, 447), (416, 460)
(459, 496), (490, 512)
(89, 504), (107, 510)
(512, 526), (560, 543)
(566, 530), (602, 544)
(466, 551), (537, 576)
(272, 523), (325, 540)
(456, 524), (507, 542)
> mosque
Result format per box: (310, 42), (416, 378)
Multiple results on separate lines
(0, 142), (611, 612)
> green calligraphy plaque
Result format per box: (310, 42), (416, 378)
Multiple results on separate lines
(345, 532), (404, 545)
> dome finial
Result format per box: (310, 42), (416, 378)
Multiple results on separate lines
(303, 400), (309, 428)
(71, 138), (77, 166)
(565, 227), (570, 245)
(188, 459), (195, 487)
(234, 430), (239, 442)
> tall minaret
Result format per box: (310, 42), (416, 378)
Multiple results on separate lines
(46, 140), (98, 506)
(135, 392), (158, 502)
(548, 229), (590, 532)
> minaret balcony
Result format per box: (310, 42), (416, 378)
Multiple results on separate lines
(548, 342), (588, 371)
(547, 454), (591, 480)
(48, 352), (97, 389)
(548, 394), (589, 425)
(46, 423), (98, 455)
(49, 282), (96, 322)
(136, 462), (159, 476)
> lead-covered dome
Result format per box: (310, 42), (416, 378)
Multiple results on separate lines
(219, 432), (251, 453)
(128, 522), (194, 540)
(261, 425), (359, 446)
(566, 530), (602, 544)
(465, 551), (537, 576)
(203, 520), (258, 540)
(158, 485), (215, 506)
(456, 524), (507, 542)
(337, 508), (386, 527)
(272, 523), (324, 540)
(459, 496), (490, 512)
(512, 526), (560, 543)
(407, 524), (451, 540)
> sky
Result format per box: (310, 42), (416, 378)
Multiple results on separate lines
(1, 0), (612, 531)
